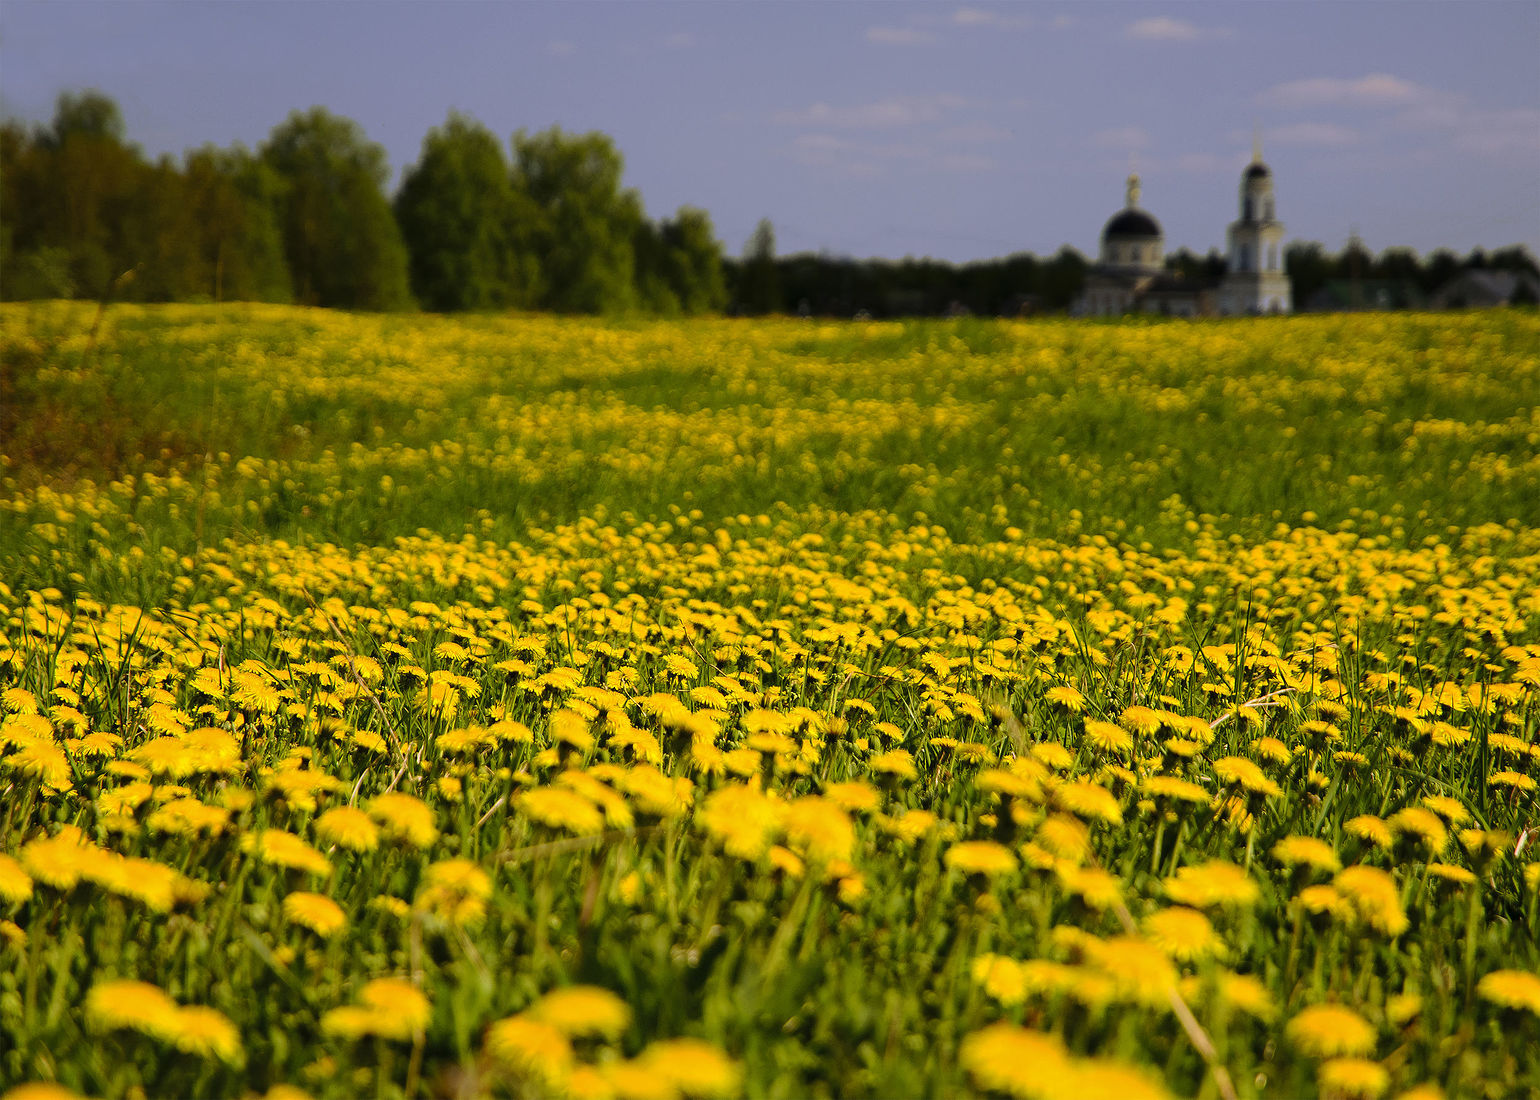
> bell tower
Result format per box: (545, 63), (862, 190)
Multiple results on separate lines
(1220, 134), (1291, 313)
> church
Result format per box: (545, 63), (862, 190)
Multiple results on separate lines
(1075, 142), (1292, 317)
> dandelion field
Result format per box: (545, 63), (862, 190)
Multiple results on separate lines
(2, 303), (1539, 1100)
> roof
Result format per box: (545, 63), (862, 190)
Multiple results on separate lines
(1103, 209), (1162, 239)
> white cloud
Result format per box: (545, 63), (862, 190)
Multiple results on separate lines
(1269, 122), (1360, 147)
(951, 7), (1033, 30)
(1125, 16), (1227, 42)
(774, 95), (968, 129)
(1089, 126), (1152, 151)
(1259, 73), (1435, 109)
(866, 26), (936, 45)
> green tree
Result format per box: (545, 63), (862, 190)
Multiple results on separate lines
(658, 207), (726, 314)
(182, 146), (292, 303)
(511, 127), (641, 314)
(395, 112), (538, 312)
(634, 206), (727, 315)
(738, 218), (781, 314)
(261, 107), (413, 310)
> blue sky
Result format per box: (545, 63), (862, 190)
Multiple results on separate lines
(4, 1), (1537, 263)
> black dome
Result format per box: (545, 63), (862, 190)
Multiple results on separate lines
(1245, 162), (1271, 180)
(1103, 209), (1162, 239)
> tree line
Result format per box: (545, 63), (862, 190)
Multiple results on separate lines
(1, 91), (723, 314)
(3, 90), (1535, 316)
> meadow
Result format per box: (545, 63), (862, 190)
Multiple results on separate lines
(1, 302), (1538, 1100)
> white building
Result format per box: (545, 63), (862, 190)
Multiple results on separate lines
(1218, 143), (1291, 314)
(1075, 140), (1291, 317)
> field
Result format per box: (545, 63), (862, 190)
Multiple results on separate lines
(1, 302), (1538, 1100)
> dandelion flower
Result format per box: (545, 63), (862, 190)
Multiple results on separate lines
(315, 806), (380, 852)
(1165, 861), (1259, 909)
(1334, 865), (1409, 936)
(959, 1023), (1072, 1098)
(639, 1038), (742, 1098)
(783, 796), (855, 866)
(602, 1060), (679, 1100)
(1144, 906), (1222, 962)
(944, 841), (1018, 877)
(85, 979), (180, 1037)
(1054, 781), (1123, 825)
(164, 1005), (243, 1064)
(283, 892), (347, 937)
(699, 784), (784, 861)
(0, 854), (33, 905)
(242, 830), (332, 877)
(368, 792), (439, 848)
(1271, 836), (1341, 874)
(1083, 720), (1132, 755)
(1287, 1004), (1377, 1058)
(485, 1015), (574, 1086)
(529, 985), (633, 1039)
(1476, 969), (1540, 1015)
(358, 978), (431, 1038)
(1317, 1058), (1390, 1099)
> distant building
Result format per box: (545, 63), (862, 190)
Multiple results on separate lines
(1076, 173), (1208, 317)
(1074, 140), (1290, 317)
(1218, 145), (1290, 314)
(1429, 269), (1540, 309)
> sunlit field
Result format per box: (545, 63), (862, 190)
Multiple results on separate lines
(2, 303), (1538, 1100)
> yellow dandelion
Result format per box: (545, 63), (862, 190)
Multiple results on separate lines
(1388, 808), (1448, 854)
(944, 840), (1018, 877)
(783, 796), (855, 867)
(1068, 1060), (1174, 1100)
(528, 985), (633, 1039)
(1143, 906), (1222, 961)
(972, 954), (1028, 1007)
(639, 1038), (742, 1098)
(85, 979), (179, 1037)
(1165, 861), (1259, 909)
(1317, 1058), (1390, 1099)
(164, 1004), (243, 1064)
(699, 784), (785, 861)
(1083, 720), (1132, 754)
(282, 892), (347, 937)
(1344, 815), (1394, 850)
(0, 854), (34, 905)
(1212, 755), (1281, 797)
(485, 1014), (574, 1086)
(1287, 1003), (1377, 1058)
(415, 858), (493, 927)
(355, 978), (430, 1040)
(1056, 864), (1121, 910)
(518, 786), (605, 836)
(1334, 865), (1409, 936)
(242, 830), (332, 877)
(602, 1060), (679, 1100)
(1053, 780), (1123, 824)
(869, 749), (918, 782)
(1476, 969), (1540, 1015)
(368, 792), (440, 848)
(315, 806), (380, 852)
(960, 1022), (1073, 1098)
(1271, 835), (1341, 874)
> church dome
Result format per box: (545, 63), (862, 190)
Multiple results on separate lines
(1244, 162), (1271, 180)
(1103, 208), (1162, 239)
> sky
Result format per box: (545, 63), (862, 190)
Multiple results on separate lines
(3, 1), (1537, 265)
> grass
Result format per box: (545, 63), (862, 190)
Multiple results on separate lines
(0, 302), (1537, 1100)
